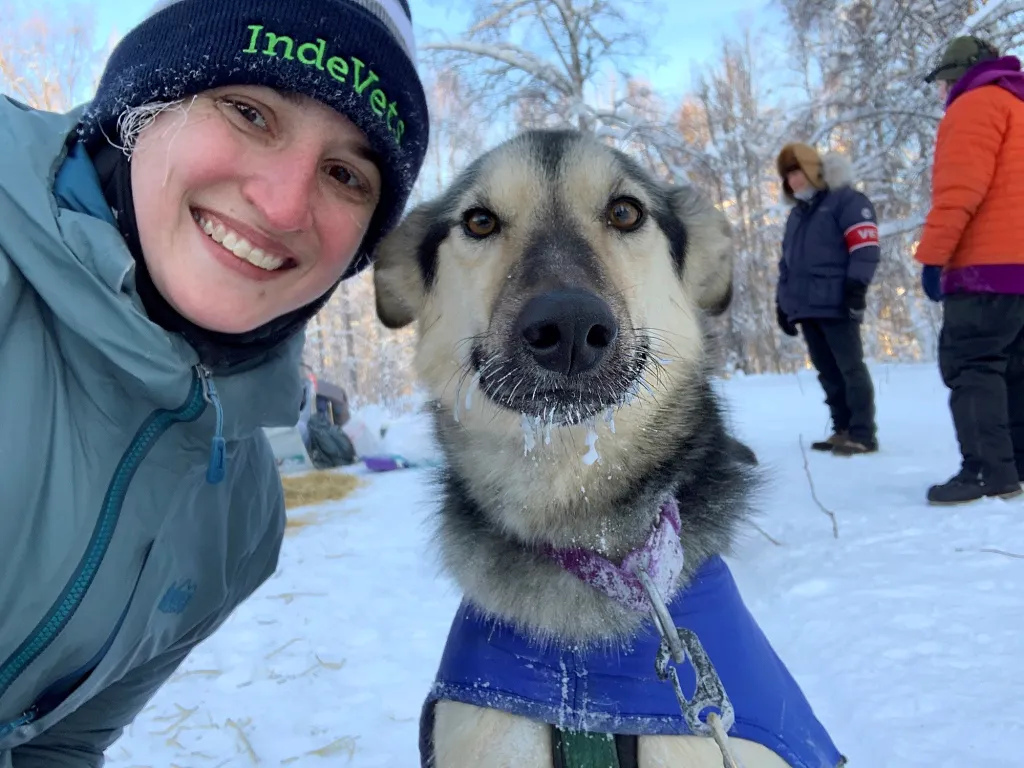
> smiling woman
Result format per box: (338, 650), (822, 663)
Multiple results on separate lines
(130, 85), (384, 335)
(0, 0), (427, 764)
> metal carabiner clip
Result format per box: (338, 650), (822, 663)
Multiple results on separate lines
(636, 565), (739, 768)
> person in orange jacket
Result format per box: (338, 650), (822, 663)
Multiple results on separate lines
(916, 35), (1024, 505)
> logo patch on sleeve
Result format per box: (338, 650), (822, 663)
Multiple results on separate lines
(845, 222), (879, 252)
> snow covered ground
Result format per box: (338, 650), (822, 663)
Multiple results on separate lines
(108, 362), (1024, 767)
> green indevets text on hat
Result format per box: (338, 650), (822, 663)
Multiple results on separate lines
(243, 24), (407, 146)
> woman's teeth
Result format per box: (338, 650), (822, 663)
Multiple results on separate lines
(195, 213), (286, 271)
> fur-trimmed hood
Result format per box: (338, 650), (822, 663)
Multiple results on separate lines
(777, 143), (856, 205)
(820, 152), (855, 191)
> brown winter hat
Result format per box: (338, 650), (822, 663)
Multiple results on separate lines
(777, 143), (826, 193)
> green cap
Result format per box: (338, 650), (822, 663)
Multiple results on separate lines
(924, 36), (1000, 84)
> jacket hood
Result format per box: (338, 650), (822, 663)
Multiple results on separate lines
(0, 97), (304, 438)
(947, 56), (1024, 108)
(780, 149), (855, 205)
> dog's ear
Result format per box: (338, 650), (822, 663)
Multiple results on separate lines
(670, 185), (734, 316)
(373, 203), (446, 329)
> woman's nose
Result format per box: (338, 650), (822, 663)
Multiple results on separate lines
(242, 151), (318, 233)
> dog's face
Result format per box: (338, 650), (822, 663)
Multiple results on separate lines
(374, 130), (732, 434)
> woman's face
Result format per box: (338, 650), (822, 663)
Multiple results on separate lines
(130, 85), (381, 334)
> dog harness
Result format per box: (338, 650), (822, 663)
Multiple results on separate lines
(419, 499), (845, 768)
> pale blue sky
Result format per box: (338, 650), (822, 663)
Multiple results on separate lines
(88, 0), (781, 101)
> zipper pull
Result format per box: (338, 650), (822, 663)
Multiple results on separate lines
(0, 706), (38, 738)
(198, 365), (226, 484)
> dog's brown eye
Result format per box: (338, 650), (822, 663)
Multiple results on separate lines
(462, 208), (499, 238)
(606, 197), (643, 231)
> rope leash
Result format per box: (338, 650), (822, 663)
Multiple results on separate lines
(707, 712), (743, 768)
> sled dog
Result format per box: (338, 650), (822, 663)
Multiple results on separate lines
(373, 130), (845, 768)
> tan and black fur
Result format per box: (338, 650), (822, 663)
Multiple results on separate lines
(373, 130), (788, 767)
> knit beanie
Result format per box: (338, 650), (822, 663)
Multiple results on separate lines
(77, 0), (429, 281)
(776, 143), (826, 195)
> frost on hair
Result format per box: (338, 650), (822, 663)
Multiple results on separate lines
(112, 98), (190, 157)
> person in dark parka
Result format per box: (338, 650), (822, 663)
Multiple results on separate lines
(775, 143), (881, 456)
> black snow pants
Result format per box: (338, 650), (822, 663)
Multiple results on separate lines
(939, 294), (1024, 483)
(800, 318), (877, 445)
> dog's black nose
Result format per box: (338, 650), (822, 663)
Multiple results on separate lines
(515, 289), (618, 376)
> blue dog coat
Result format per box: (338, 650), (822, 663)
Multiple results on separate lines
(420, 555), (844, 767)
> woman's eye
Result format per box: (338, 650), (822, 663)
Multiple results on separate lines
(328, 165), (362, 190)
(227, 100), (268, 130)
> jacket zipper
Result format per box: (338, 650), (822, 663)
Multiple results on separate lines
(0, 365), (226, 734)
(789, 196), (824, 269)
(199, 364), (227, 484)
(0, 708), (36, 739)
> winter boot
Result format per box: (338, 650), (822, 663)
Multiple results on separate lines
(831, 435), (878, 456)
(927, 468), (1023, 506)
(810, 430), (848, 452)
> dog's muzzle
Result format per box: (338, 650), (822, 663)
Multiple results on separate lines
(469, 286), (648, 424)
(513, 289), (618, 377)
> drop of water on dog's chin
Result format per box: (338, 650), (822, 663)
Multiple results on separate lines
(521, 412), (537, 456)
(603, 407), (616, 434)
(582, 424), (600, 465)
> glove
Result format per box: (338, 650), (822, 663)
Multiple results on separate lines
(776, 303), (798, 337)
(843, 279), (867, 322)
(921, 265), (942, 302)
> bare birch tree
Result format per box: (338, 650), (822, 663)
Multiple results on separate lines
(675, 28), (803, 374)
(304, 270), (424, 412)
(420, 0), (677, 149)
(415, 66), (491, 199)
(0, 1), (105, 111)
